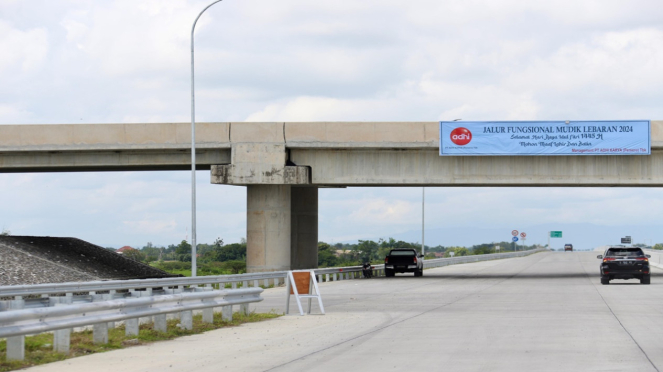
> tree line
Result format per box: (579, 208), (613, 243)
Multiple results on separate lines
(318, 238), (540, 267)
(105, 236), (540, 275)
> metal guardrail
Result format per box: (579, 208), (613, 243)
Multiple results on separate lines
(0, 249), (546, 309)
(0, 287), (263, 361)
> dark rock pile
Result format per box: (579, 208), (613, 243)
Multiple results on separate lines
(0, 236), (178, 286)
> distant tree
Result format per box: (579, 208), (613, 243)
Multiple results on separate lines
(222, 260), (246, 274)
(175, 240), (192, 256)
(122, 248), (146, 262)
(1, 228), (10, 236)
(318, 242), (338, 267)
(177, 254), (192, 262)
(105, 247), (117, 252)
(140, 242), (161, 262)
(654, 243), (663, 250)
(356, 240), (379, 262)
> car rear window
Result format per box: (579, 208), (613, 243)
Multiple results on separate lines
(606, 248), (644, 257)
(389, 250), (416, 256)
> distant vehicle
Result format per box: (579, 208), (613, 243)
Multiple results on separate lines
(564, 244), (573, 252)
(597, 247), (651, 285)
(384, 249), (424, 277)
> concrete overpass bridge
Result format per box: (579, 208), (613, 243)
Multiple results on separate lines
(2, 122), (662, 272)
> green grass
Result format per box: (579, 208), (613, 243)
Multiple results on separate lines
(0, 311), (281, 372)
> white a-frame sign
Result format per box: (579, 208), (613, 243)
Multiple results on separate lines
(286, 270), (325, 316)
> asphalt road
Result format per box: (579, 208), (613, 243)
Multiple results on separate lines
(28, 251), (663, 372)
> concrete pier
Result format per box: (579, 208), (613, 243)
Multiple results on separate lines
(246, 185), (318, 272)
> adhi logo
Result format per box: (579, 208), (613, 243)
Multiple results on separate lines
(450, 127), (472, 146)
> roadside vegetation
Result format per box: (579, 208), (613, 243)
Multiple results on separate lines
(318, 238), (542, 267)
(0, 311), (281, 372)
(104, 236), (541, 276)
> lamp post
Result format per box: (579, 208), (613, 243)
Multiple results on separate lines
(190, 0), (223, 277)
(421, 187), (425, 258)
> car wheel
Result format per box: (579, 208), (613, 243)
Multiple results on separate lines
(418, 268), (423, 277)
(600, 275), (610, 285)
(385, 269), (394, 277)
(641, 275), (651, 285)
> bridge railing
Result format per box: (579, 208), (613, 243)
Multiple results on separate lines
(0, 287), (263, 361)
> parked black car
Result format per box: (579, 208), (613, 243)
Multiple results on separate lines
(384, 248), (424, 277)
(597, 247), (651, 285)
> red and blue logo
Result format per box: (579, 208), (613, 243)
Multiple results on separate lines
(450, 127), (472, 146)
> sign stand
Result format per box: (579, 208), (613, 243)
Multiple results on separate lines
(286, 270), (325, 316)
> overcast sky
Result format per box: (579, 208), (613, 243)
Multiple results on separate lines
(1, 0), (663, 248)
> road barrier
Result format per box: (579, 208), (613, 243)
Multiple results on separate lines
(0, 287), (263, 361)
(1, 249), (546, 311)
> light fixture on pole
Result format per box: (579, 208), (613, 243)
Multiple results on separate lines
(190, 0), (223, 277)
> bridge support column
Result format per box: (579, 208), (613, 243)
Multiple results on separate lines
(291, 187), (318, 270)
(246, 185), (318, 272)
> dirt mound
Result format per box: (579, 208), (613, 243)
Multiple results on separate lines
(0, 235), (178, 286)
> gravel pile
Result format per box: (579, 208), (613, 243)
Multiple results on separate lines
(0, 236), (178, 286)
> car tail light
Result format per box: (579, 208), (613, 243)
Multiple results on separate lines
(385, 257), (388, 263)
(635, 257), (648, 262)
(413, 256), (418, 264)
(603, 258), (616, 262)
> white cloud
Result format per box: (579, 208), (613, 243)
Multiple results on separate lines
(0, 21), (48, 73)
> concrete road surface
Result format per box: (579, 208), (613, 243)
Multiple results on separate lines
(27, 251), (663, 372)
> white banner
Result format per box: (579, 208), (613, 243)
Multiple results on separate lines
(439, 120), (650, 156)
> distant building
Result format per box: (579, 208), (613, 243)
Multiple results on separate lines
(433, 252), (445, 258)
(117, 246), (136, 255)
(334, 249), (352, 257)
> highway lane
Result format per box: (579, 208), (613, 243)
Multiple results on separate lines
(28, 251), (663, 372)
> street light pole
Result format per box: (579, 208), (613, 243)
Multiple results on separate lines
(190, 0), (223, 277)
(421, 187), (425, 258)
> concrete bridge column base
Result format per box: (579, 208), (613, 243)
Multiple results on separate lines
(246, 185), (318, 272)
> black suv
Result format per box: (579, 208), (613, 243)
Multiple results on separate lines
(597, 247), (651, 285)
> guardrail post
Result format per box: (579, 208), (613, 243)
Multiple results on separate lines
(263, 279), (269, 288)
(222, 305), (232, 321)
(253, 280), (259, 288)
(154, 314), (168, 333)
(231, 282), (237, 289)
(125, 318), (139, 336)
(180, 311), (193, 330)
(6, 335), (24, 361)
(7, 296), (26, 361)
(54, 328), (70, 354)
(202, 286), (214, 324)
(53, 302), (71, 354)
(240, 303), (249, 316)
(104, 292), (116, 329)
(10, 296), (25, 310)
(93, 323), (109, 344)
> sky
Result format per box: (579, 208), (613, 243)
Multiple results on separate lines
(1, 0), (663, 249)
